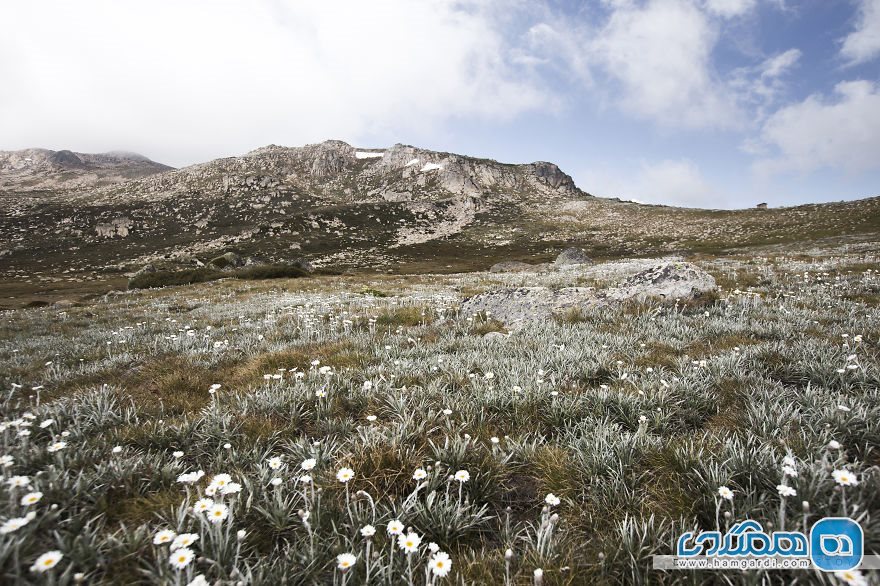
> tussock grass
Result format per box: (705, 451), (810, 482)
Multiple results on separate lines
(0, 250), (878, 583)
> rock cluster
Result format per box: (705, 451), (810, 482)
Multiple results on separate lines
(462, 261), (716, 325)
(554, 247), (592, 267)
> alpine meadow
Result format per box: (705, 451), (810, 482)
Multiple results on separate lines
(2, 1), (880, 585)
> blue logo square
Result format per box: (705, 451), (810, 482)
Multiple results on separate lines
(810, 518), (863, 572)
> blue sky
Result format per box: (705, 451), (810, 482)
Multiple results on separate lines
(1, 0), (879, 208)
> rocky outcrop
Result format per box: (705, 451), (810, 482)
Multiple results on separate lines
(461, 261), (716, 325)
(606, 261), (716, 303)
(0, 148), (172, 191)
(489, 261), (539, 273)
(95, 217), (132, 238)
(208, 252), (245, 269)
(554, 247), (592, 267)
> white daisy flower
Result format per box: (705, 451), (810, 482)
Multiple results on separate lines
(7, 475), (30, 488)
(193, 498), (214, 513)
(337, 552), (357, 571)
(430, 551), (452, 577)
(169, 547), (194, 570)
(832, 469), (859, 487)
(398, 531), (422, 553)
(0, 514), (35, 534)
(777, 484), (797, 497)
(387, 520), (404, 535)
(454, 470), (470, 483)
(208, 503), (229, 523)
(30, 550), (63, 573)
(171, 533), (199, 550)
(717, 486), (734, 501)
(153, 529), (177, 545)
(336, 467), (354, 483)
(20, 492), (43, 506)
(834, 569), (867, 586)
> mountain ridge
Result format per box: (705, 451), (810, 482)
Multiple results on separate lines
(0, 148), (173, 192)
(1, 140), (879, 287)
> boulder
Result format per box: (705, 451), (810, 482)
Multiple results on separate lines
(208, 252), (244, 269)
(290, 258), (314, 273)
(132, 263), (157, 277)
(553, 247), (592, 267)
(462, 286), (596, 325)
(462, 261), (716, 326)
(482, 331), (509, 341)
(605, 262), (716, 303)
(489, 261), (537, 273)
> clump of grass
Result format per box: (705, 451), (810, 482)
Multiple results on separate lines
(2, 250), (879, 584)
(129, 264), (319, 289)
(376, 306), (431, 327)
(128, 268), (223, 289)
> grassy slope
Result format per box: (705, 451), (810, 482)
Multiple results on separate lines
(0, 248), (877, 583)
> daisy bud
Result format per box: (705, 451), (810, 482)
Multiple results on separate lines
(802, 501), (810, 512)
(505, 549), (513, 560)
(533, 568), (544, 585)
(237, 530), (246, 541)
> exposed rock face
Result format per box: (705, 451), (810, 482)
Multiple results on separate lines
(131, 263), (156, 277)
(606, 262), (716, 303)
(95, 217), (132, 238)
(489, 261), (539, 273)
(74, 140), (580, 206)
(462, 286), (595, 324)
(208, 252), (244, 269)
(0, 148), (172, 191)
(462, 261), (716, 325)
(553, 247), (592, 267)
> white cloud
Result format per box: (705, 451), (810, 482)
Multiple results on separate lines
(591, 0), (742, 129)
(841, 0), (880, 65)
(760, 48), (801, 78)
(703, 0), (757, 18)
(584, 158), (720, 207)
(730, 48), (801, 114)
(633, 159), (720, 207)
(754, 80), (880, 174)
(0, 1), (551, 166)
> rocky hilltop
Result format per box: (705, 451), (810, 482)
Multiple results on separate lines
(65, 140), (578, 205)
(1, 140), (879, 287)
(0, 148), (173, 192)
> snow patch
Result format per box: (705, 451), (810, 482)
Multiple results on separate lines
(405, 158), (420, 167)
(355, 151), (384, 159)
(420, 162), (443, 172)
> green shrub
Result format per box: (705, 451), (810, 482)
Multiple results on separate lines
(128, 268), (221, 289)
(233, 264), (308, 280)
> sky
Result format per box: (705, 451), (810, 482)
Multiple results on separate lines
(1, 0), (879, 209)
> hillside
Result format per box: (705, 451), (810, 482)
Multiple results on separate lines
(0, 148), (173, 192)
(1, 140), (879, 296)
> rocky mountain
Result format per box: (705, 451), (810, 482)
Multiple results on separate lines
(0, 148), (173, 192)
(1, 140), (879, 287)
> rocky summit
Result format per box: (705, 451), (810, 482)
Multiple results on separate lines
(1, 140), (880, 289)
(0, 148), (172, 192)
